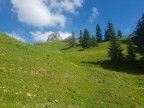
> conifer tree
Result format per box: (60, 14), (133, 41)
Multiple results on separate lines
(108, 26), (123, 62)
(79, 30), (83, 46)
(82, 28), (91, 48)
(69, 31), (77, 47)
(104, 30), (108, 41)
(91, 36), (97, 47)
(133, 14), (144, 55)
(96, 24), (102, 43)
(117, 30), (122, 38)
(127, 38), (136, 61)
(105, 21), (116, 41)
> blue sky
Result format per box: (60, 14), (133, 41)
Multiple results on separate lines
(0, 0), (144, 43)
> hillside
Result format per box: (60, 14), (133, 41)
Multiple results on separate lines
(0, 33), (144, 108)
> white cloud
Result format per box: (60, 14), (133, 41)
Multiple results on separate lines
(6, 32), (26, 42)
(30, 31), (71, 42)
(89, 7), (99, 22)
(59, 0), (83, 13)
(49, 0), (83, 14)
(11, 0), (84, 27)
(92, 7), (99, 18)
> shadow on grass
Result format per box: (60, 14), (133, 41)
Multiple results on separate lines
(82, 60), (144, 75)
(61, 46), (85, 51)
(61, 46), (72, 51)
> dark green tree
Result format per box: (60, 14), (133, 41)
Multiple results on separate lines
(133, 14), (144, 55)
(117, 30), (122, 38)
(91, 36), (97, 47)
(79, 30), (83, 46)
(108, 28), (123, 62)
(105, 21), (116, 41)
(127, 38), (136, 61)
(96, 24), (102, 43)
(104, 30), (108, 41)
(82, 28), (91, 48)
(69, 31), (77, 47)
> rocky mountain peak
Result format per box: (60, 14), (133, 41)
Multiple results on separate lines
(47, 32), (62, 42)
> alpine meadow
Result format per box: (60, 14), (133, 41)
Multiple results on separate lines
(0, 0), (144, 108)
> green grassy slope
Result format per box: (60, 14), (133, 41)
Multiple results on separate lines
(0, 33), (144, 108)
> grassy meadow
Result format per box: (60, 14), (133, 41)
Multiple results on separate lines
(0, 33), (144, 108)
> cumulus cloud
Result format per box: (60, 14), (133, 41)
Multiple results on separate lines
(11, 0), (84, 27)
(59, 0), (83, 13)
(6, 32), (26, 42)
(89, 7), (99, 22)
(30, 31), (71, 42)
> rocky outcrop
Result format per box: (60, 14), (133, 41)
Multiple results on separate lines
(64, 35), (72, 41)
(47, 32), (62, 42)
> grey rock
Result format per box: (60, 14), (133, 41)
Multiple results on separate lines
(47, 32), (62, 42)
(64, 35), (72, 41)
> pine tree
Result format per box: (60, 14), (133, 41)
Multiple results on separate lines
(117, 30), (122, 38)
(108, 28), (123, 62)
(105, 21), (116, 41)
(96, 24), (102, 43)
(79, 30), (83, 46)
(82, 28), (91, 48)
(133, 14), (144, 55)
(104, 30), (108, 41)
(127, 38), (136, 61)
(91, 36), (97, 47)
(69, 31), (77, 47)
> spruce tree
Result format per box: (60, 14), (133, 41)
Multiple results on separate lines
(117, 30), (122, 38)
(108, 27), (123, 62)
(96, 24), (102, 43)
(82, 28), (91, 48)
(91, 36), (97, 47)
(133, 14), (144, 55)
(127, 38), (136, 61)
(69, 31), (77, 47)
(104, 30), (108, 41)
(79, 30), (83, 46)
(105, 21), (116, 41)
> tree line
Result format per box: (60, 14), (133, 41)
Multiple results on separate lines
(69, 13), (144, 63)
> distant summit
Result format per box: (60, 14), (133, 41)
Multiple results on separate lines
(47, 32), (62, 42)
(64, 35), (72, 41)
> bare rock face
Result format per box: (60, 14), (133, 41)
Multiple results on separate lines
(64, 35), (72, 41)
(47, 32), (62, 42)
